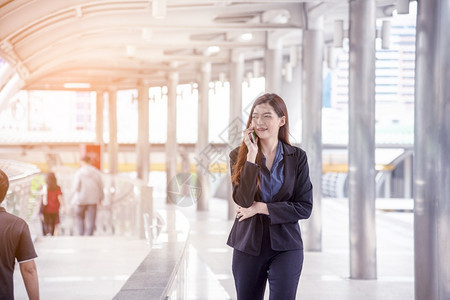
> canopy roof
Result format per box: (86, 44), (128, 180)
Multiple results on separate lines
(0, 0), (400, 91)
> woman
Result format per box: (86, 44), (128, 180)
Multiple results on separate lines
(40, 172), (63, 236)
(227, 93), (313, 300)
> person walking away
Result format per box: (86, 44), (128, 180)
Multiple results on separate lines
(0, 169), (39, 299)
(39, 172), (63, 236)
(227, 93), (313, 300)
(71, 156), (104, 236)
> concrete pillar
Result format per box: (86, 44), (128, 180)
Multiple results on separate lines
(227, 51), (244, 219)
(136, 83), (150, 183)
(180, 149), (191, 197)
(414, 0), (450, 299)
(166, 71), (179, 204)
(108, 88), (119, 175)
(196, 62), (211, 211)
(280, 63), (302, 142)
(348, 0), (377, 279)
(138, 185), (153, 240)
(265, 33), (283, 94)
(230, 51), (244, 131)
(96, 90), (105, 171)
(301, 18), (323, 252)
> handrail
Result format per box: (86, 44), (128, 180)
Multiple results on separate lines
(1, 160), (153, 238)
(375, 149), (413, 197)
(0, 159), (41, 182)
(113, 208), (190, 300)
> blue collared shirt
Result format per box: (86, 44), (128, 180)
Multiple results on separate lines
(260, 141), (284, 203)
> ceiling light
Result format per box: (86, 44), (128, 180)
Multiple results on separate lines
(152, 0), (166, 19)
(142, 28), (153, 41)
(75, 6), (83, 18)
(206, 46), (220, 55)
(240, 33), (253, 41)
(126, 45), (136, 57)
(261, 9), (290, 24)
(63, 83), (90, 89)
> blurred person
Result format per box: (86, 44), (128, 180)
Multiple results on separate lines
(0, 169), (39, 300)
(227, 93), (313, 300)
(39, 172), (64, 236)
(71, 156), (104, 236)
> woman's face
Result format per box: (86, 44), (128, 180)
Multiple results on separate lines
(251, 103), (285, 141)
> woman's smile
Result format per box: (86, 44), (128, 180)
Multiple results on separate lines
(255, 127), (267, 133)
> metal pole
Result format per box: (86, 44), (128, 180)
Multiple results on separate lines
(227, 51), (244, 220)
(108, 89), (118, 175)
(302, 23), (323, 252)
(414, 0), (450, 299)
(196, 62), (210, 211)
(348, 0), (377, 279)
(166, 72), (179, 204)
(137, 83), (150, 183)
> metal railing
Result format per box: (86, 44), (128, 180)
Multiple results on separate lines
(2, 159), (190, 299)
(1, 159), (42, 238)
(1, 160), (154, 239)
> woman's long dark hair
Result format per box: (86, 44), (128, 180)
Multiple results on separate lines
(46, 172), (59, 191)
(231, 93), (290, 186)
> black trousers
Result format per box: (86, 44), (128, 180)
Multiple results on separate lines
(43, 212), (58, 236)
(232, 217), (304, 300)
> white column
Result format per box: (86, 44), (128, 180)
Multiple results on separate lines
(301, 17), (324, 252)
(136, 83), (150, 183)
(108, 88), (118, 175)
(264, 33), (283, 94)
(227, 51), (245, 219)
(96, 90), (105, 171)
(196, 62), (211, 211)
(166, 71), (179, 203)
(229, 51), (244, 130)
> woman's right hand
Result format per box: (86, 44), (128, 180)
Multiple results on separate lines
(244, 127), (258, 163)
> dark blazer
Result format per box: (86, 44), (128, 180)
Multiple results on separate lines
(227, 142), (313, 256)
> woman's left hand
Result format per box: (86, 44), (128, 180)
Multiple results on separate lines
(236, 202), (269, 222)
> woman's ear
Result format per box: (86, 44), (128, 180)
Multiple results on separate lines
(279, 116), (286, 127)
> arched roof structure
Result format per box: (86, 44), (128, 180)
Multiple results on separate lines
(0, 0), (401, 93)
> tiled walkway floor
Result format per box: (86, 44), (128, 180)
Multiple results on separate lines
(14, 197), (414, 299)
(177, 197), (414, 300)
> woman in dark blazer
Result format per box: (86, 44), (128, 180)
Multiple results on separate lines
(227, 93), (313, 300)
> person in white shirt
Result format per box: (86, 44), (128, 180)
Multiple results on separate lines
(71, 156), (104, 236)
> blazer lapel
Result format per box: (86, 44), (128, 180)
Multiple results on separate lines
(272, 143), (296, 202)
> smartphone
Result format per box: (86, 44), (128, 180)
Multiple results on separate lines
(250, 132), (257, 143)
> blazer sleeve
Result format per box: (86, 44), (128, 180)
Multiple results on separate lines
(229, 148), (259, 208)
(267, 149), (313, 224)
